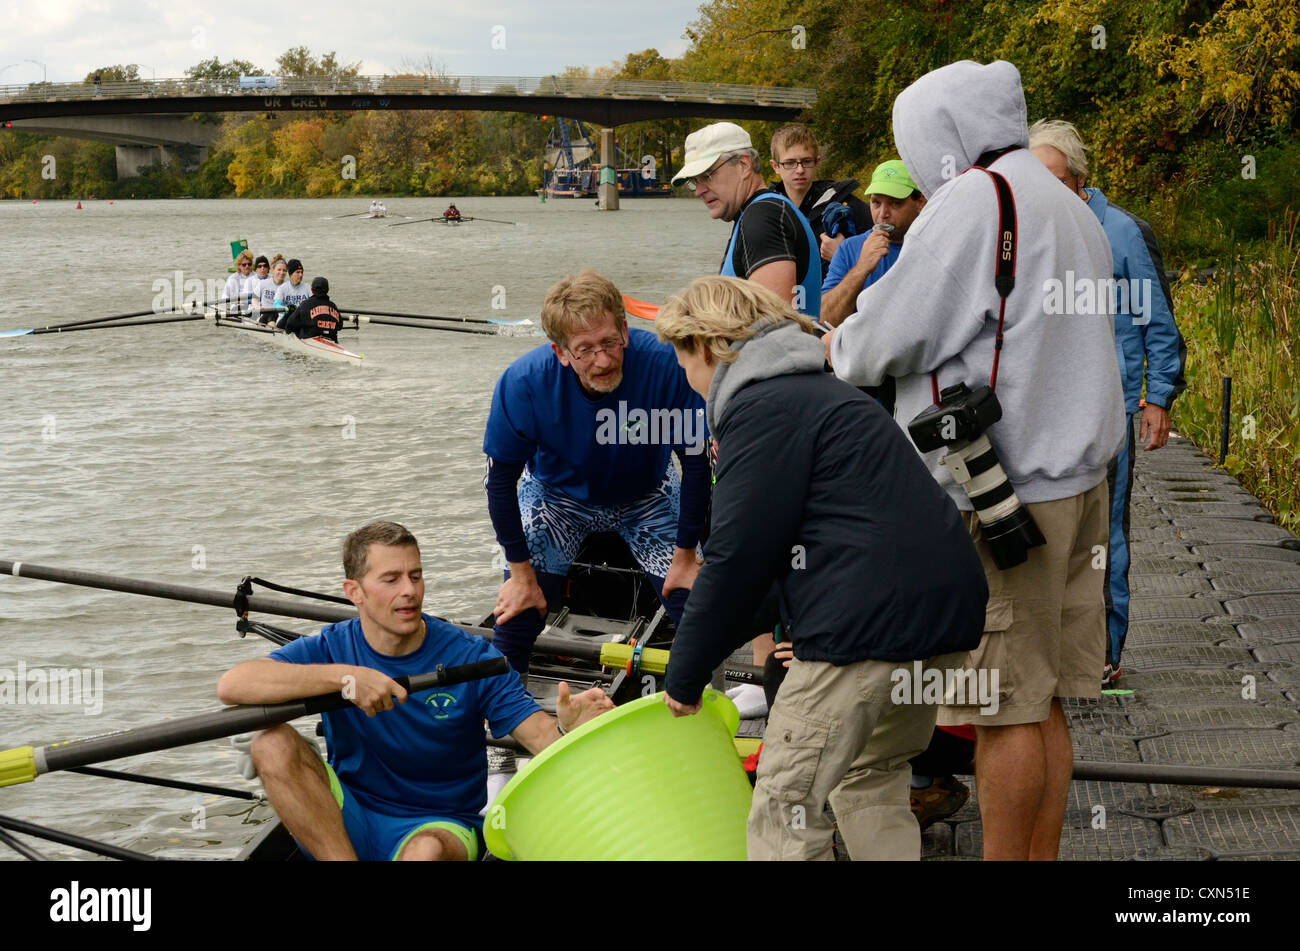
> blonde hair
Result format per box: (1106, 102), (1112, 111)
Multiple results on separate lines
(655, 276), (817, 365)
(540, 269), (627, 346)
(1028, 119), (1089, 180)
(770, 124), (818, 161)
(234, 249), (254, 266)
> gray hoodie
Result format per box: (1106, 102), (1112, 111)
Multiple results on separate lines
(706, 321), (825, 433)
(831, 60), (1125, 507)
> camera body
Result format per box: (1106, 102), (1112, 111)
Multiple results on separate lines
(908, 382), (1045, 570)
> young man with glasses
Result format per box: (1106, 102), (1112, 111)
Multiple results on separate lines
(672, 122), (822, 320)
(482, 269), (710, 689)
(765, 124), (872, 277)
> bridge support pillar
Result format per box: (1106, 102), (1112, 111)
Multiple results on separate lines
(597, 127), (619, 211)
(115, 144), (208, 178)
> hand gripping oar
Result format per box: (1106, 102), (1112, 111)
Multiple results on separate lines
(0, 658), (509, 788)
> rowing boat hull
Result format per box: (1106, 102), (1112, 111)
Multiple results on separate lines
(270, 332), (364, 366)
(216, 315), (363, 366)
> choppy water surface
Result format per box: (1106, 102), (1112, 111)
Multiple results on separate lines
(0, 195), (722, 859)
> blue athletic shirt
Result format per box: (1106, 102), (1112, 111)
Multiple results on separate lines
(268, 614), (540, 828)
(822, 237), (902, 294)
(482, 328), (707, 505)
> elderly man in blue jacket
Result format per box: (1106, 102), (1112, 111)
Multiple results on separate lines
(1030, 119), (1188, 687)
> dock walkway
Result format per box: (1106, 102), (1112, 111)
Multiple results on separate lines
(924, 434), (1300, 859)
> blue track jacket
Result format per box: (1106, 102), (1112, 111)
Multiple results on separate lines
(1084, 187), (1186, 413)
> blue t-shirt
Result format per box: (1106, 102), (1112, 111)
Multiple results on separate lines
(482, 327), (707, 505)
(822, 237), (902, 294)
(268, 615), (540, 827)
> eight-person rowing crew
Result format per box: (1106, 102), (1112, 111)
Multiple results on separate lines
(220, 253), (341, 341)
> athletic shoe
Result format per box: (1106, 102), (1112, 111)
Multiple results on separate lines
(910, 776), (969, 829)
(1102, 663), (1122, 688)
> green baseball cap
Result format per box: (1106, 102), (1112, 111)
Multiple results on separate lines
(865, 160), (917, 199)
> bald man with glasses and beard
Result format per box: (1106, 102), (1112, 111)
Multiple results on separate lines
(481, 271), (711, 745)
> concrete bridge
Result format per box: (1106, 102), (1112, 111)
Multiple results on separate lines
(0, 74), (815, 182)
(6, 115), (219, 177)
(1, 73), (814, 124)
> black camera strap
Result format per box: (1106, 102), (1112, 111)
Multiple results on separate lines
(930, 161), (1018, 403)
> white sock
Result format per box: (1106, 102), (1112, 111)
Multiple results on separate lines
(725, 683), (768, 719)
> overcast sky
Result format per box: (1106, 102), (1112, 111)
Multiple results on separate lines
(0, 0), (705, 83)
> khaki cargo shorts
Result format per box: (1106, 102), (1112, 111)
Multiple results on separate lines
(936, 480), (1109, 728)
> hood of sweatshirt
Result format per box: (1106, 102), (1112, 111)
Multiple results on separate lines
(706, 321), (825, 432)
(892, 60), (1028, 199)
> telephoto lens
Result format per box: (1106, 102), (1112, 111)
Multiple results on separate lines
(940, 434), (1046, 569)
(908, 382), (1046, 569)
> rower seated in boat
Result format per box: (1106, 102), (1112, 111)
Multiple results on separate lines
(273, 259), (311, 326)
(283, 277), (342, 340)
(216, 521), (612, 861)
(443, 203), (461, 222)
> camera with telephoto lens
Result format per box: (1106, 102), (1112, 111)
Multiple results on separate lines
(908, 382), (1045, 569)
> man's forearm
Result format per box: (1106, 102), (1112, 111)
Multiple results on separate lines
(217, 658), (359, 705)
(821, 256), (882, 327)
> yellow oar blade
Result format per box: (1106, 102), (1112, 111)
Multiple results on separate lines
(0, 747), (38, 788)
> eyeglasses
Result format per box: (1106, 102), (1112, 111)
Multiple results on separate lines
(686, 155), (739, 193)
(238, 262), (252, 268)
(567, 336), (626, 362)
(775, 158), (818, 170)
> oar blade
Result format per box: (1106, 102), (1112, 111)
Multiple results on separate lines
(622, 295), (660, 320)
(0, 746), (38, 788)
(0, 329), (34, 337)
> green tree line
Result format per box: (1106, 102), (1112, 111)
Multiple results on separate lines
(3, 9), (1296, 259)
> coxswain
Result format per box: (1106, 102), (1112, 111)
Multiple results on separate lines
(284, 276), (342, 341)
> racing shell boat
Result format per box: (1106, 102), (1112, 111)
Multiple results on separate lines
(215, 312), (363, 366)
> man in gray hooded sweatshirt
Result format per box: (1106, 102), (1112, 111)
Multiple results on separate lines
(827, 60), (1125, 860)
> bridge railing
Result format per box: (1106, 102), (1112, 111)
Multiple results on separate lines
(0, 75), (816, 107)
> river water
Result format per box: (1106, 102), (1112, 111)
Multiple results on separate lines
(0, 195), (723, 859)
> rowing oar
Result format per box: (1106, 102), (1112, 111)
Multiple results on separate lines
(355, 316), (497, 336)
(339, 307), (531, 327)
(330, 211), (371, 219)
(0, 659), (509, 789)
(622, 295), (660, 320)
(1, 314), (205, 337)
(0, 558), (673, 678)
(464, 216), (517, 226)
(0, 304), (206, 337)
(387, 216), (441, 227)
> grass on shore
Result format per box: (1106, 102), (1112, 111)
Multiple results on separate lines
(1170, 210), (1300, 537)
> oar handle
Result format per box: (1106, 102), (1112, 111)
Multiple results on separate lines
(3, 658), (513, 786)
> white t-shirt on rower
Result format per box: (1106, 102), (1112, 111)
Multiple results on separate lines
(274, 279), (311, 313)
(256, 276), (285, 312)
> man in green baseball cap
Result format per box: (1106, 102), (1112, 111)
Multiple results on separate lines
(818, 159), (928, 336)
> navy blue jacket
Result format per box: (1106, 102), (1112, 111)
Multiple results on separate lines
(664, 364), (988, 705)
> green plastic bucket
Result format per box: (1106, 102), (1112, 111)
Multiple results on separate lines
(484, 690), (752, 860)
